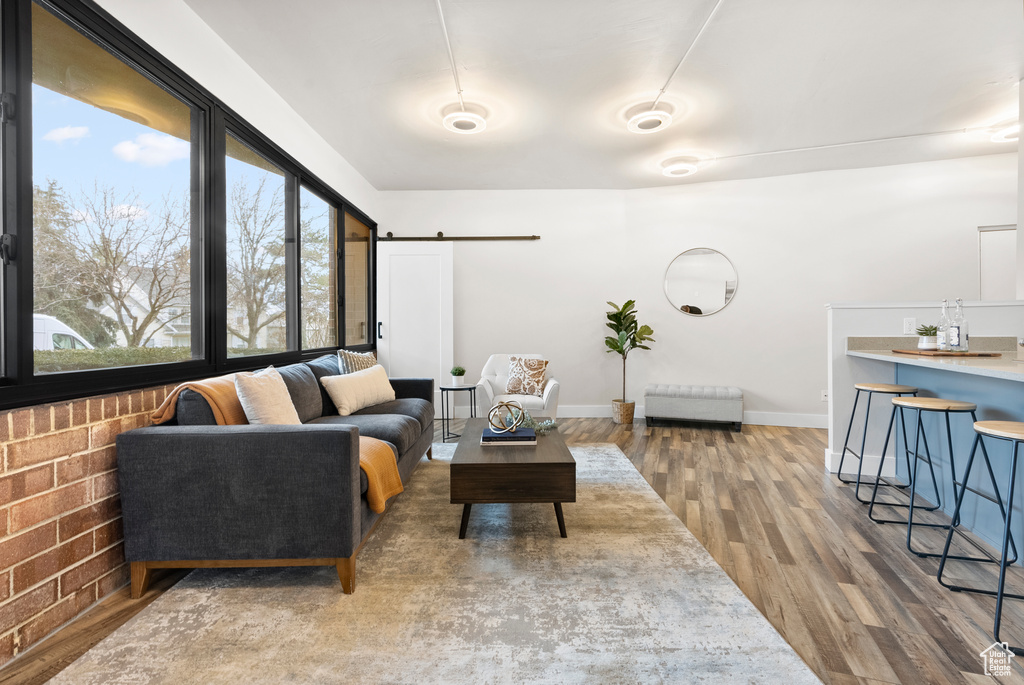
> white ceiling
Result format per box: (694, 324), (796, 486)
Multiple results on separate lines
(182, 0), (1023, 190)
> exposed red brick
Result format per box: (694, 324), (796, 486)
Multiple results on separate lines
(89, 446), (117, 475)
(56, 453), (90, 486)
(13, 534), (94, 594)
(10, 410), (32, 440)
(58, 497), (120, 542)
(0, 509), (8, 538)
(87, 399), (103, 424)
(0, 580), (56, 633)
(94, 519), (123, 551)
(142, 390), (156, 412)
(0, 571), (9, 602)
(0, 523), (57, 570)
(89, 419), (124, 450)
(60, 544), (123, 598)
(102, 397), (117, 420)
(0, 412), (9, 444)
(96, 563), (129, 598)
(91, 471), (119, 501)
(9, 483), (89, 533)
(6, 428), (90, 471)
(116, 393), (132, 415)
(53, 404), (71, 432)
(71, 400), (88, 427)
(32, 406), (52, 435)
(0, 464), (55, 505)
(18, 586), (96, 647)
(0, 632), (13, 667)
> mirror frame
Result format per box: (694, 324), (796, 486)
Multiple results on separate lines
(663, 247), (738, 317)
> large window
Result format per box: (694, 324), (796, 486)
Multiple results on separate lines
(224, 133), (288, 358)
(31, 1), (197, 373)
(0, 0), (377, 409)
(300, 185), (337, 349)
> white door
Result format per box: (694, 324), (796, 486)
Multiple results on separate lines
(376, 242), (453, 412)
(978, 225), (1017, 300)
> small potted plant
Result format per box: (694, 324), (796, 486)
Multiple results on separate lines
(450, 365), (467, 386)
(916, 324), (938, 350)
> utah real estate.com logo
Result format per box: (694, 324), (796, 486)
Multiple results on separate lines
(980, 642), (1014, 677)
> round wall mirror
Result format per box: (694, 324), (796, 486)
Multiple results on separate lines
(664, 248), (738, 316)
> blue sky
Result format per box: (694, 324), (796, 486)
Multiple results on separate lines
(32, 83), (191, 211)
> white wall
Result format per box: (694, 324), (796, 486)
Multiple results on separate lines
(380, 154), (1018, 425)
(96, 0), (381, 218)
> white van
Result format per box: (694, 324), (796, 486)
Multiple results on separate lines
(33, 314), (95, 351)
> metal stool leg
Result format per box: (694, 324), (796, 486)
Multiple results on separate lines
(869, 406), (940, 524)
(994, 441), (1022, 654)
(839, 390), (917, 504)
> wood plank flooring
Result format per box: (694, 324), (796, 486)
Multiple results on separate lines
(3, 419), (1024, 684)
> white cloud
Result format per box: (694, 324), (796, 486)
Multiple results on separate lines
(42, 126), (89, 143)
(108, 204), (148, 221)
(112, 133), (189, 167)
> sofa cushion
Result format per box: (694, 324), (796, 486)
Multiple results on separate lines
(175, 388), (217, 426)
(308, 414), (421, 456)
(306, 354), (342, 416)
(351, 398), (433, 434)
(321, 366), (395, 416)
(338, 349), (377, 374)
(277, 363), (323, 423)
(235, 367), (302, 425)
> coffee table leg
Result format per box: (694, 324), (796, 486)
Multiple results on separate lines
(554, 503), (567, 538)
(459, 504), (472, 539)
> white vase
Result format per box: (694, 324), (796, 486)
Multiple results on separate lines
(450, 375), (464, 386)
(917, 336), (938, 350)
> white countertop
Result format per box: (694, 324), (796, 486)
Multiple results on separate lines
(847, 349), (1024, 383)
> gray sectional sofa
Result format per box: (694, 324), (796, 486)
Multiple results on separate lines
(116, 353), (434, 596)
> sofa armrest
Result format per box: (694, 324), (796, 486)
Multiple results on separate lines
(116, 425), (361, 563)
(389, 377), (434, 403)
(475, 378), (496, 415)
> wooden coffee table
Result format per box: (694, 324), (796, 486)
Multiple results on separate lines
(450, 418), (576, 539)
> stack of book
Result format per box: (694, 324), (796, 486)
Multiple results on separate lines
(480, 427), (537, 446)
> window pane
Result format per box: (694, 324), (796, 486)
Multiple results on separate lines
(32, 2), (196, 374)
(343, 212), (371, 346)
(300, 187), (337, 349)
(225, 133), (288, 357)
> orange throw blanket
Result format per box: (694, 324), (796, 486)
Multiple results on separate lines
(360, 436), (404, 513)
(151, 374), (249, 426)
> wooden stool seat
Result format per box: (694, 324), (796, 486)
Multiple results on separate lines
(892, 396), (976, 412)
(853, 383), (918, 394)
(975, 421), (1024, 441)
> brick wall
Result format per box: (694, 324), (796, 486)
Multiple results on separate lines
(0, 383), (174, 668)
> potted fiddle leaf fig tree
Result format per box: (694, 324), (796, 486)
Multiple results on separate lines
(604, 300), (655, 424)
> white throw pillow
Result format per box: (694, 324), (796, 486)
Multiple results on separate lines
(234, 366), (302, 425)
(321, 364), (396, 416)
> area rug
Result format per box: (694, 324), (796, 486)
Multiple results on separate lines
(51, 443), (821, 684)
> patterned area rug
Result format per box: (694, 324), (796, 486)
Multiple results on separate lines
(52, 443), (820, 684)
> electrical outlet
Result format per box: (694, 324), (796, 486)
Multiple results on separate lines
(903, 317), (917, 335)
(820, 390), (828, 402)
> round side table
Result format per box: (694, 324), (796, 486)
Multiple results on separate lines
(440, 384), (477, 442)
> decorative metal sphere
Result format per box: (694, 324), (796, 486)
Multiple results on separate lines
(487, 401), (525, 433)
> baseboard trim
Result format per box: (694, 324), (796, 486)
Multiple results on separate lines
(455, 405), (828, 429)
(824, 449), (898, 478)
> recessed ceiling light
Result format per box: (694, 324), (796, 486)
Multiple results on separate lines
(627, 108), (674, 134)
(443, 110), (487, 134)
(991, 123), (1020, 143)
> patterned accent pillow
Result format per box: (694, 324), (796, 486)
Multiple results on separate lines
(338, 349), (377, 374)
(505, 356), (548, 397)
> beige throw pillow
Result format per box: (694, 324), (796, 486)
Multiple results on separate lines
(234, 366), (302, 425)
(321, 364), (395, 416)
(338, 349), (377, 374)
(506, 356), (548, 397)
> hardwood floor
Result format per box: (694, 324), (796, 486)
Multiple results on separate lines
(3, 418), (1024, 684)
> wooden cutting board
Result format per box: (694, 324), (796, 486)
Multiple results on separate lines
(892, 349), (1002, 357)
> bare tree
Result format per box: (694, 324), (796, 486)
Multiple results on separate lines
(300, 199), (335, 349)
(226, 175), (286, 349)
(62, 183), (191, 347)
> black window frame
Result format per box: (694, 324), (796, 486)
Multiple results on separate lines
(0, 0), (376, 410)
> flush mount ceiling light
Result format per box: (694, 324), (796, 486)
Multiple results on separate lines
(991, 123), (1020, 143)
(435, 0), (486, 134)
(627, 0), (723, 135)
(661, 156), (703, 178)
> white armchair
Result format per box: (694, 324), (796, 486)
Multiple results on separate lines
(475, 354), (560, 419)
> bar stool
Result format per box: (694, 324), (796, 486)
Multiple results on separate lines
(937, 421), (1024, 654)
(837, 383), (919, 503)
(868, 396), (977, 558)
